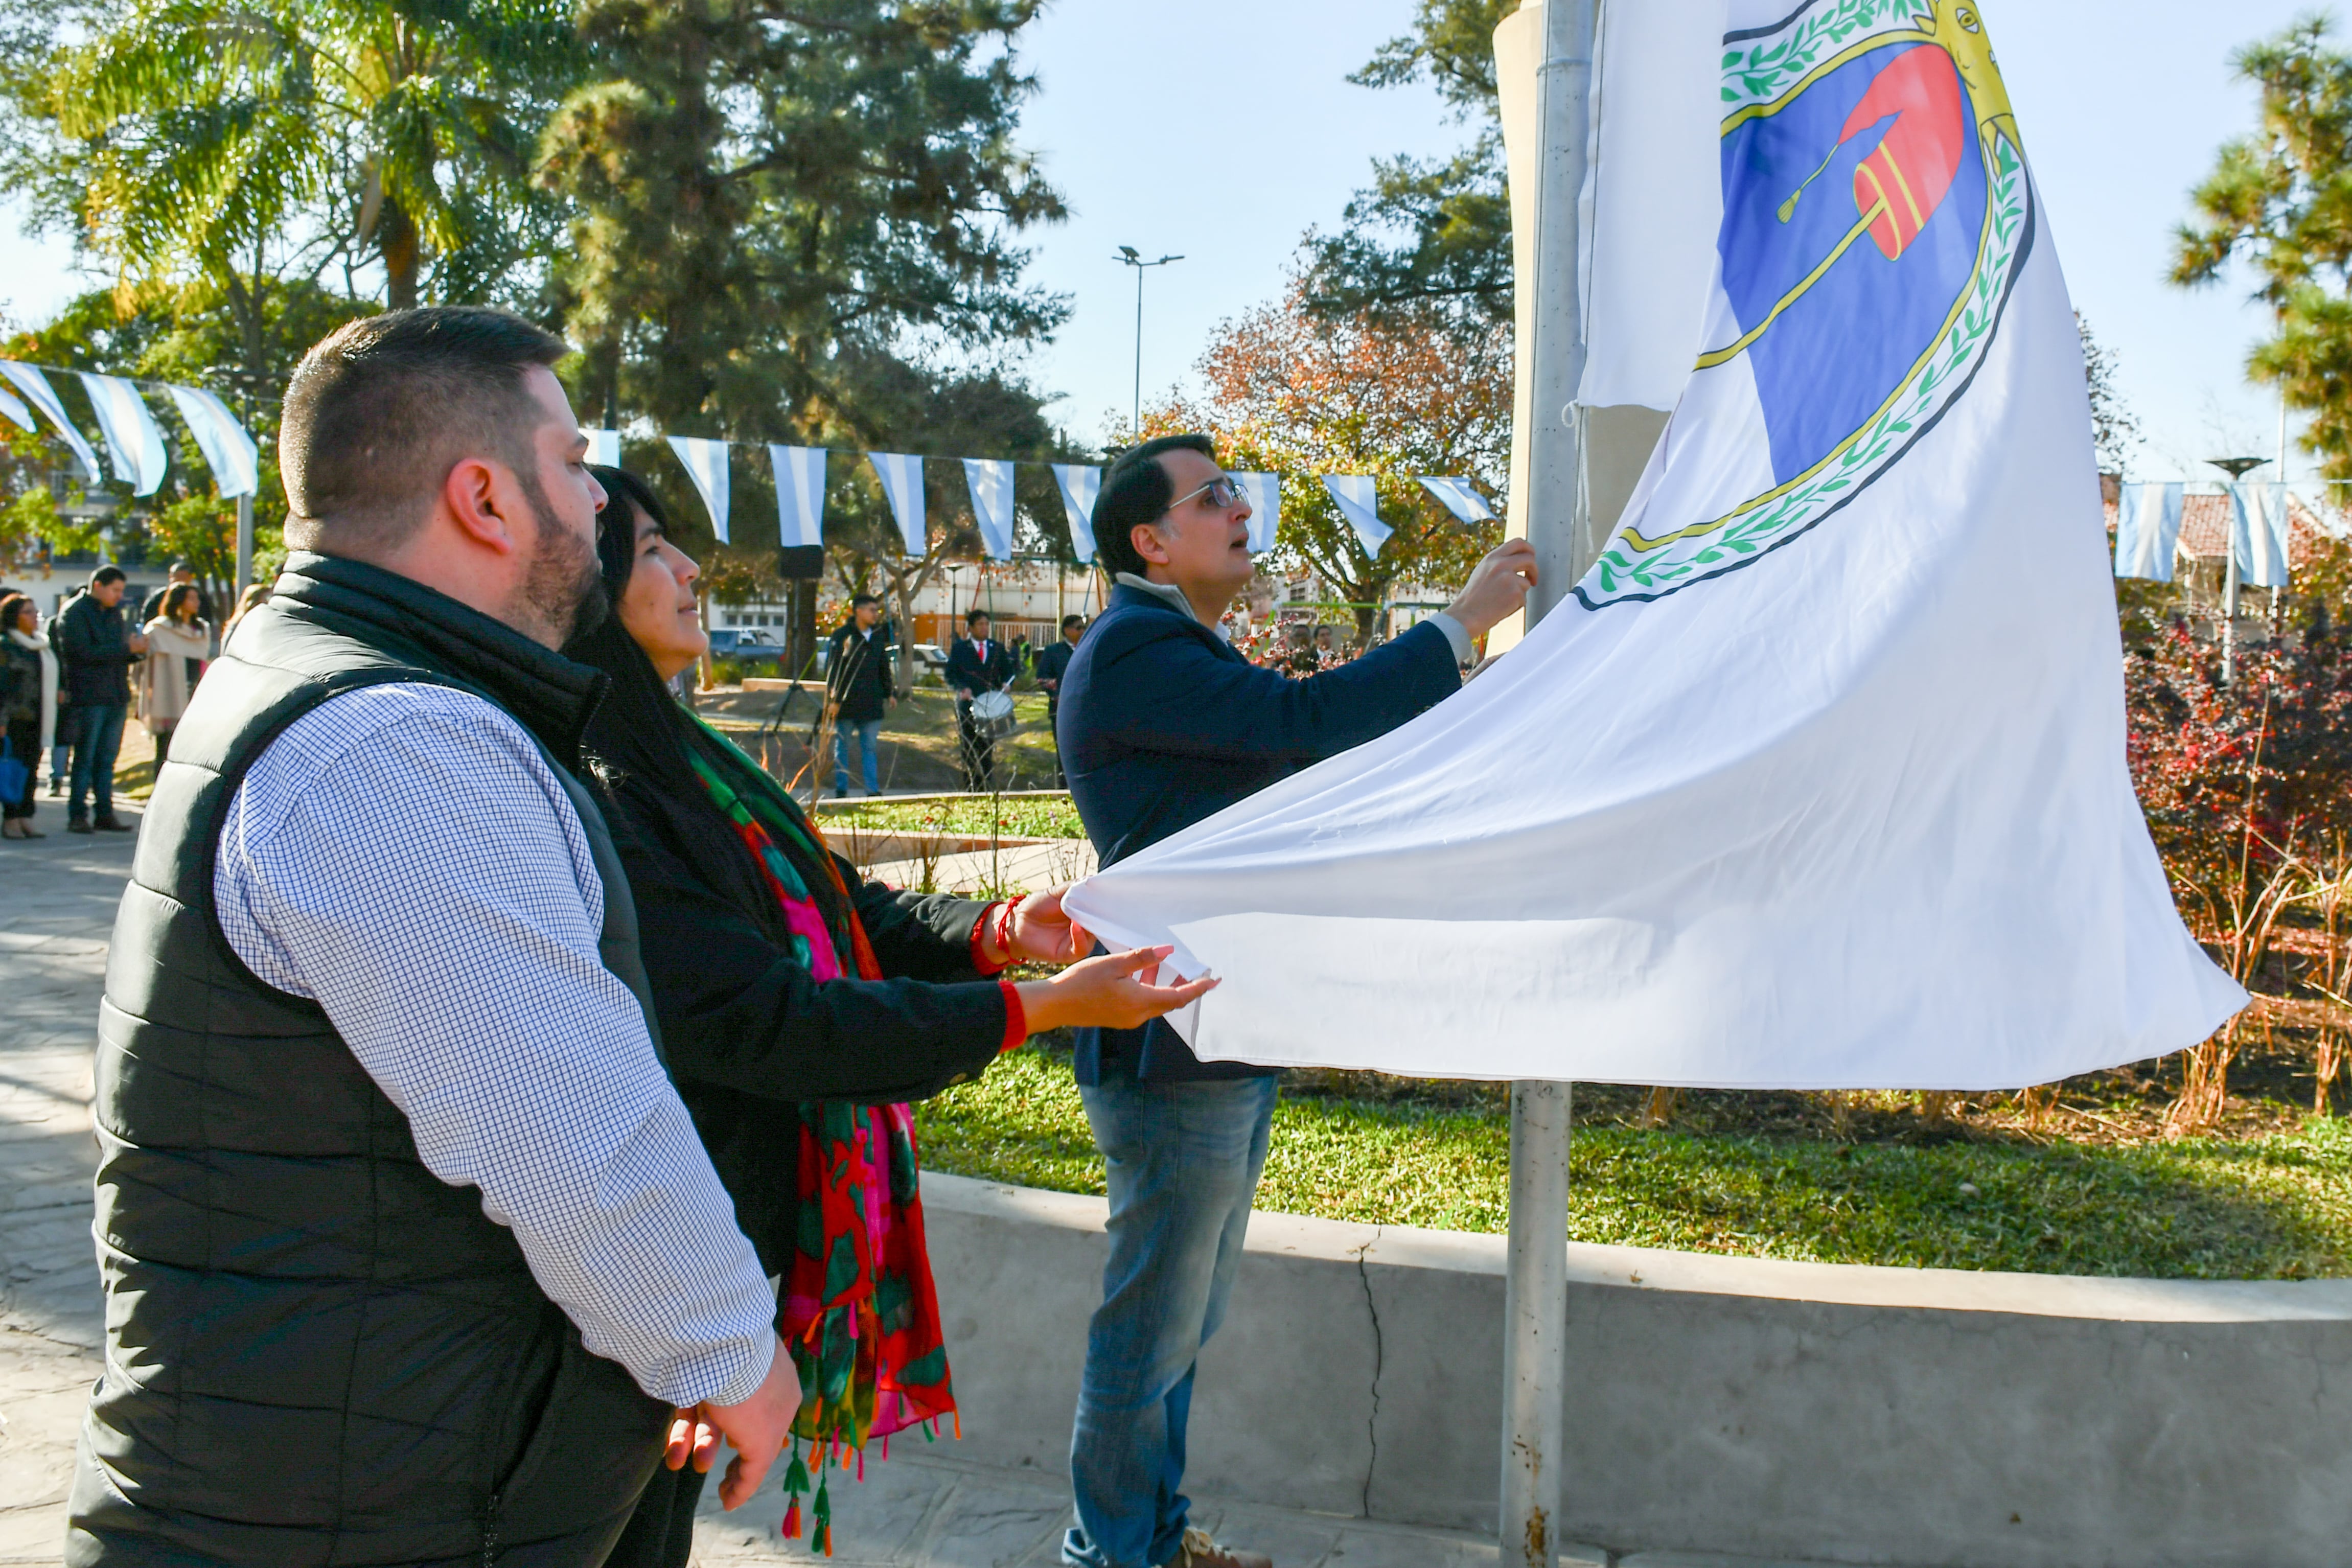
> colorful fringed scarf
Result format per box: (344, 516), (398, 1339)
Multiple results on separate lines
(684, 718), (958, 1556)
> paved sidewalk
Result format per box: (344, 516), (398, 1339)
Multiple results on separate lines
(0, 804), (1577, 1567)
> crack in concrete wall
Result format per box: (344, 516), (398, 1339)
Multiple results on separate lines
(1355, 1227), (1385, 1518)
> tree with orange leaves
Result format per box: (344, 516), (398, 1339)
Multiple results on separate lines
(1144, 284), (1510, 644)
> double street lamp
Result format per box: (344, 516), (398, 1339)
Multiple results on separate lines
(1115, 246), (1182, 436)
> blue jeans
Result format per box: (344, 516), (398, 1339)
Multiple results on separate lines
(66, 704), (125, 822)
(1064, 1075), (1278, 1568)
(833, 718), (882, 795)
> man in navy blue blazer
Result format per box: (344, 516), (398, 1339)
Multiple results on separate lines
(1053, 434), (1535, 1568)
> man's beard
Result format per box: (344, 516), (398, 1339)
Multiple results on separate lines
(515, 475), (608, 647)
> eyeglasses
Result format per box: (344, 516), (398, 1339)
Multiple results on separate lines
(1165, 475), (1247, 514)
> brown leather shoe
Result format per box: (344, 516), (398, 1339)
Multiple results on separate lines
(1163, 1527), (1272, 1568)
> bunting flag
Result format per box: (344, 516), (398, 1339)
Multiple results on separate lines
(962, 457), (1017, 560)
(2230, 482), (2291, 589)
(78, 374), (170, 496)
(2113, 482), (2182, 583)
(1051, 464), (1101, 562)
(770, 444), (827, 548)
(165, 384), (260, 499)
(0, 383), (30, 434)
(1417, 475), (1497, 524)
(585, 429), (622, 468)
(0, 362), (100, 481)
(666, 435), (733, 544)
(868, 452), (927, 557)
(1233, 472), (1281, 554)
(1062, 0), (2243, 1089)
(1321, 474), (1391, 554)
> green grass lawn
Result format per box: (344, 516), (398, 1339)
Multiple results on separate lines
(819, 791), (1084, 840)
(914, 1045), (2352, 1280)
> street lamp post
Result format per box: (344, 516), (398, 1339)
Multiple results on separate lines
(2207, 455), (2270, 685)
(1115, 246), (1183, 436)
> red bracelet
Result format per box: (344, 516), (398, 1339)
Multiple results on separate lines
(969, 898), (1018, 976)
(997, 978), (1027, 1053)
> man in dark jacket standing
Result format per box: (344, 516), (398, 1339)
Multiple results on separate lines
(67, 308), (801, 1564)
(1033, 613), (1085, 785)
(1052, 435), (1533, 1568)
(55, 566), (145, 834)
(946, 607), (1013, 790)
(826, 592), (895, 796)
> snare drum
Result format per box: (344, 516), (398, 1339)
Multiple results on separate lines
(971, 688), (1018, 738)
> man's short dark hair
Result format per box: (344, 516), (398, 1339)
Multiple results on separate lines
(279, 306), (570, 558)
(1060, 613), (1085, 632)
(965, 608), (991, 627)
(1091, 433), (1216, 580)
(852, 593), (882, 609)
(90, 565), (126, 589)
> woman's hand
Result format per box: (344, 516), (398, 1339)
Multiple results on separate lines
(1015, 945), (1217, 1034)
(1004, 888), (1090, 965)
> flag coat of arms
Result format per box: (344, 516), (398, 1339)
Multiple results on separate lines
(1060, 0), (2243, 1089)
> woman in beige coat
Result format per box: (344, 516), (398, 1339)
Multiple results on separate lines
(138, 583), (210, 768)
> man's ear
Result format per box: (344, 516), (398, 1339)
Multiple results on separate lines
(1130, 521), (1171, 567)
(441, 456), (523, 556)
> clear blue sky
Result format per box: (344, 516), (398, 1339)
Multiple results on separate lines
(0, 0), (2325, 483)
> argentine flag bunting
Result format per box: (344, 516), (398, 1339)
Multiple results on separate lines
(1051, 464), (1101, 562)
(769, 445), (827, 549)
(585, 429), (622, 468)
(869, 452), (927, 558)
(0, 383), (30, 435)
(2230, 483), (2291, 589)
(165, 385), (260, 499)
(963, 457), (1017, 560)
(1233, 472), (1280, 554)
(1322, 474), (1390, 554)
(1417, 475), (1497, 525)
(2113, 482), (2182, 583)
(1, 362), (100, 482)
(78, 374), (169, 496)
(666, 436), (732, 544)
(1065, 0), (2243, 1089)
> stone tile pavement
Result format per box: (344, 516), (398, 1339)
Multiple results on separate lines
(0, 802), (1621, 1567)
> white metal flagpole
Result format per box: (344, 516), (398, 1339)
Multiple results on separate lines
(1504, 0), (1598, 1564)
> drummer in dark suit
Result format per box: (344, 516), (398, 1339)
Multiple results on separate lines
(946, 608), (1013, 790)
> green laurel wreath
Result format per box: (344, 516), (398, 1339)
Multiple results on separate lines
(1721, 0), (1934, 107)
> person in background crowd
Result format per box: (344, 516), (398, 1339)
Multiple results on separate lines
(137, 582), (211, 769)
(56, 565), (145, 835)
(565, 466), (1212, 1566)
(946, 607), (1013, 790)
(222, 581), (271, 644)
(1053, 433), (1536, 1568)
(1010, 630), (1032, 678)
(825, 592), (894, 797)
(1, 592), (57, 839)
(1034, 612), (1086, 785)
(139, 560), (213, 627)
(69, 306), (803, 1561)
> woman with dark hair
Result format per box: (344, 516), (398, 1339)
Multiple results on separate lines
(137, 582), (210, 768)
(1, 592), (56, 838)
(567, 467), (1210, 1566)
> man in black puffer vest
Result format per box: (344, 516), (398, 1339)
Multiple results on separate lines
(68, 309), (801, 1565)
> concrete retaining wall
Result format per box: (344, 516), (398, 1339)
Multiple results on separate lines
(918, 1171), (2352, 1568)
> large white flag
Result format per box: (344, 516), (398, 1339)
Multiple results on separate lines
(666, 436), (732, 543)
(1051, 464), (1101, 562)
(1062, 0), (2243, 1088)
